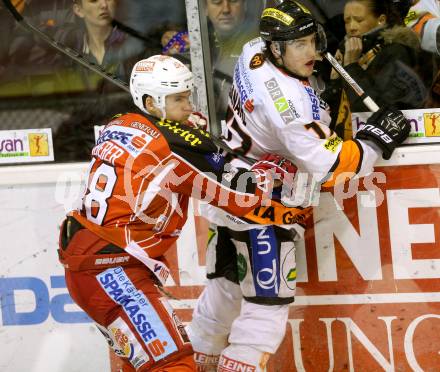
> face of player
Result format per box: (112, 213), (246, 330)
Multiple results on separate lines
(281, 33), (317, 78)
(206, 0), (245, 37)
(73, 0), (116, 28)
(164, 91), (194, 122)
(344, 1), (385, 37)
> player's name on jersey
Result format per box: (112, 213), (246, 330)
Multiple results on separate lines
(352, 107), (440, 144)
(0, 128), (53, 164)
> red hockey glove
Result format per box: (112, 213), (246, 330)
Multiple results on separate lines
(186, 112), (208, 130)
(251, 153), (297, 181)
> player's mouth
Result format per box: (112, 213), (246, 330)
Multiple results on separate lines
(218, 17), (234, 24)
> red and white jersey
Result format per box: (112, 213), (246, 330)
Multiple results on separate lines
(71, 112), (274, 258)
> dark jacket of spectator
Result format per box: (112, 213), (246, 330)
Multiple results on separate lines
(323, 25), (426, 114)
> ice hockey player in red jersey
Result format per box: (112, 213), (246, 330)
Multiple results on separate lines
(57, 55), (298, 371)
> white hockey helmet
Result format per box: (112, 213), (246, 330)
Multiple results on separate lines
(130, 55), (194, 118)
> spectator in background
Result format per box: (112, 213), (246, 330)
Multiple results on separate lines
(323, 0), (427, 136)
(55, 0), (144, 82)
(205, 0), (263, 124)
(52, 0), (147, 162)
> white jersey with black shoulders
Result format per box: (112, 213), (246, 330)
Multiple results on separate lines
(203, 37), (380, 231)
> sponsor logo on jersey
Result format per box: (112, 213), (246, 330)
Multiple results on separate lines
(304, 86), (321, 120)
(219, 354), (257, 371)
(286, 268), (297, 281)
(262, 8), (293, 26)
(287, 100), (300, 118)
(239, 56), (254, 96)
(234, 63), (249, 104)
(250, 226), (280, 297)
(96, 125), (153, 158)
(237, 253), (248, 282)
(97, 267), (178, 361)
(96, 318), (150, 369)
(249, 53), (265, 70)
(323, 136), (343, 153)
(130, 121), (161, 139)
(229, 85), (247, 123)
(247, 204), (312, 225)
(244, 99), (255, 113)
(264, 78), (297, 125)
(156, 120), (203, 147)
(194, 352), (220, 366)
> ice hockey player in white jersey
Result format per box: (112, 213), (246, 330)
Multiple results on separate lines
(188, 1), (411, 371)
(405, 0), (440, 54)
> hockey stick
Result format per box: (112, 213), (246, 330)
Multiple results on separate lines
(2, 0), (253, 165)
(324, 52), (380, 112)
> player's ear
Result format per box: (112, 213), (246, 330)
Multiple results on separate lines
(145, 96), (161, 117)
(270, 42), (282, 58)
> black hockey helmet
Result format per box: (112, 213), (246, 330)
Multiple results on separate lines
(260, 1), (318, 42)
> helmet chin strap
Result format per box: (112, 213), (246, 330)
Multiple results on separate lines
(147, 95), (166, 119)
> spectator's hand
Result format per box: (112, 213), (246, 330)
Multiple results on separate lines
(186, 112), (208, 130)
(343, 37), (363, 65)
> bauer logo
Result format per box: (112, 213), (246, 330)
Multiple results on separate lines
(0, 128), (53, 164)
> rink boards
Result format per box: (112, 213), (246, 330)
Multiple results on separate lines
(1, 146), (440, 372)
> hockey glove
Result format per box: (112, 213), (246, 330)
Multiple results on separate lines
(355, 106), (410, 160)
(251, 153), (297, 182)
(186, 112), (208, 130)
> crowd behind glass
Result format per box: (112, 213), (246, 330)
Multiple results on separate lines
(0, 0), (438, 162)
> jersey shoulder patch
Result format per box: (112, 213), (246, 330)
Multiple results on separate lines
(249, 53), (265, 70)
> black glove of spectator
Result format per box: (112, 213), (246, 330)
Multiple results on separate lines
(355, 106), (410, 160)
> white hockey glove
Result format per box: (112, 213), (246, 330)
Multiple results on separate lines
(186, 112), (208, 130)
